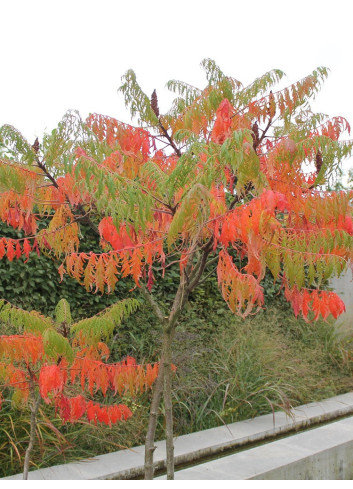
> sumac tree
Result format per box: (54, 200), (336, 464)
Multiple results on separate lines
(0, 298), (158, 479)
(0, 59), (352, 479)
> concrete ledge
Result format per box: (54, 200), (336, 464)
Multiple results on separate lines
(158, 417), (353, 479)
(3, 392), (353, 480)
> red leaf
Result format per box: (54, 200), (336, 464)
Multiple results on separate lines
(0, 239), (5, 259)
(55, 395), (71, 421)
(147, 266), (154, 291)
(23, 239), (32, 260)
(328, 292), (346, 319)
(15, 241), (22, 259)
(69, 395), (87, 421)
(211, 99), (233, 144)
(39, 365), (66, 403)
(6, 240), (15, 262)
(217, 250), (264, 317)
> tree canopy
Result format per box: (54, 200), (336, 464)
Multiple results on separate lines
(0, 59), (352, 478)
(0, 60), (351, 321)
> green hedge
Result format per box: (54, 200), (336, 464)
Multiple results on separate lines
(0, 221), (134, 320)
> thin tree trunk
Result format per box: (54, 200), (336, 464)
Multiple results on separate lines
(142, 284), (168, 479)
(144, 356), (165, 479)
(163, 328), (174, 480)
(23, 393), (41, 480)
(142, 255), (208, 480)
(144, 323), (176, 480)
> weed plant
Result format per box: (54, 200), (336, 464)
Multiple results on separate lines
(171, 303), (353, 434)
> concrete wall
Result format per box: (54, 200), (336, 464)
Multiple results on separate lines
(162, 417), (353, 480)
(330, 270), (353, 334)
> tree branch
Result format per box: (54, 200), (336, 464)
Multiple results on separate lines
(228, 181), (254, 210)
(34, 155), (100, 236)
(34, 157), (59, 189)
(254, 117), (273, 151)
(140, 283), (166, 323)
(158, 120), (182, 158)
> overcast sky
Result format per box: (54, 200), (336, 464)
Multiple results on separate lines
(1, 0), (352, 177)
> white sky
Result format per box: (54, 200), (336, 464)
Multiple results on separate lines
(1, 0), (352, 178)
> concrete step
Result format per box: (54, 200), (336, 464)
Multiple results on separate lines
(157, 416), (353, 480)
